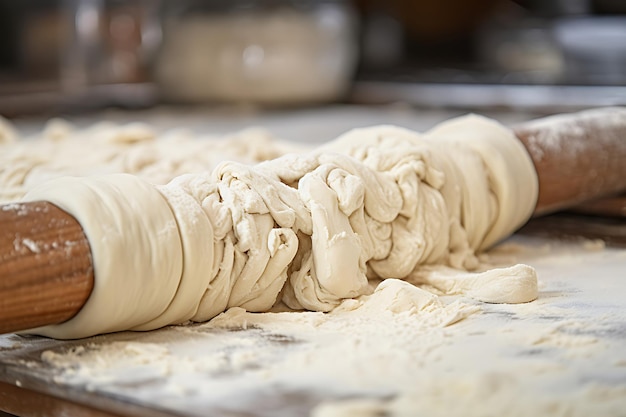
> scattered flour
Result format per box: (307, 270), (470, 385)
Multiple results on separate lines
(31, 239), (626, 416)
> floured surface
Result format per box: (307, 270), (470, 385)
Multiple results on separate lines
(0, 107), (623, 414)
(1, 235), (625, 416)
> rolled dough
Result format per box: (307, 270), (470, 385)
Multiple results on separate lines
(12, 115), (538, 339)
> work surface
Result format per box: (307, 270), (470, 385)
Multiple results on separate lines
(1, 232), (625, 417)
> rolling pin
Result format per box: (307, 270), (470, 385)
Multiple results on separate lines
(1, 108), (625, 336)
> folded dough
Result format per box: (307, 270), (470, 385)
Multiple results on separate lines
(22, 115), (539, 339)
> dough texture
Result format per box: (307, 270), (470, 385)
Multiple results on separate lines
(11, 115), (539, 338)
(0, 119), (294, 204)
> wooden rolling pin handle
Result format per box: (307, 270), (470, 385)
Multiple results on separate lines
(514, 108), (626, 216)
(0, 202), (94, 335)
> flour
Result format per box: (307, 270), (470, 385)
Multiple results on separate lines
(30, 238), (626, 417)
(19, 238), (41, 253)
(40, 278), (481, 408)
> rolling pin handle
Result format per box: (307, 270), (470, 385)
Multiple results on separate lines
(515, 108), (626, 216)
(0, 201), (94, 335)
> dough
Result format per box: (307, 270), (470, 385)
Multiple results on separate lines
(0, 119), (295, 204)
(13, 115), (538, 339)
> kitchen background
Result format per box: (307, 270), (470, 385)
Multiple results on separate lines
(0, 0), (625, 118)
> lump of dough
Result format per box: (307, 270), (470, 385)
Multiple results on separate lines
(408, 264), (539, 304)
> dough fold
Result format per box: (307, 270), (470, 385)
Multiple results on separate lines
(23, 174), (185, 338)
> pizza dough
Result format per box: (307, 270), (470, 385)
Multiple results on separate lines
(12, 114), (538, 339)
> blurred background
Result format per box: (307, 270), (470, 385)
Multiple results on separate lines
(1, 0), (626, 117)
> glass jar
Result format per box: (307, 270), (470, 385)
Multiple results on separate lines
(155, 0), (358, 104)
